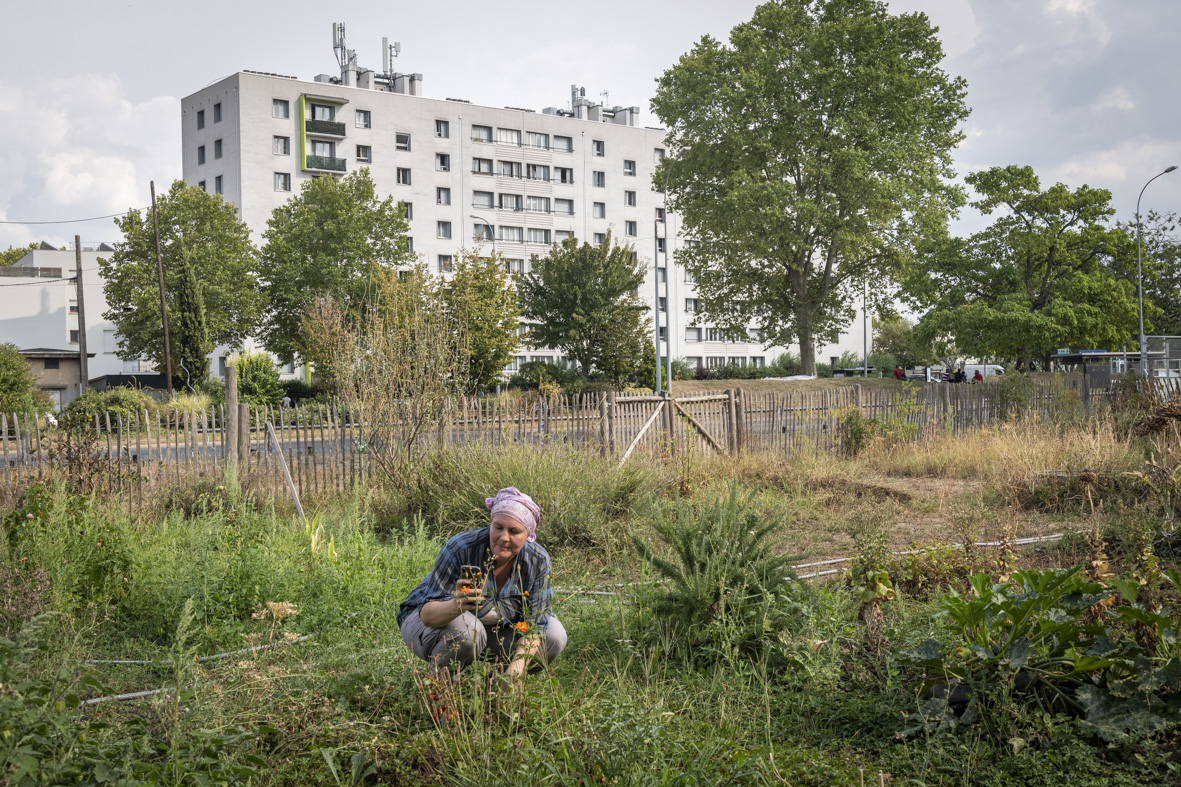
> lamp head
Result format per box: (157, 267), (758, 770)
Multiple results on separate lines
(1166, 165), (1178, 173)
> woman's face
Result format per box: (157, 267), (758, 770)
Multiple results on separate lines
(489, 514), (529, 563)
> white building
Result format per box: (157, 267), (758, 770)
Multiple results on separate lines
(179, 39), (870, 378)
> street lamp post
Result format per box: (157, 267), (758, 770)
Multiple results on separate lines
(469, 213), (495, 257)
(1136, 166), (1177, 379)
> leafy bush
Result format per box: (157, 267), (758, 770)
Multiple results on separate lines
(61, 386), (156, 432)
(233, 352), (283, 408)
(631, 484), (801, 661)
(898, 567), (1181, 744)
(0, 343), (49, 415)
(507, 361), (582, 392)
(280, 378), (318, 403)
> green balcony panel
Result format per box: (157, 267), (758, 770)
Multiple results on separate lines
(306, 155), (346, 172)
(305, 119), (346, 136)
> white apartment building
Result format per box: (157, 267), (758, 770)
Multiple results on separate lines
(180, 65), (784, 375)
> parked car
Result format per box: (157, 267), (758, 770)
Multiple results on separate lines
(964, 364), (1005, 379)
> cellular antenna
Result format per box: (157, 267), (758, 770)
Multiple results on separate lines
(332, 22), (357, 85)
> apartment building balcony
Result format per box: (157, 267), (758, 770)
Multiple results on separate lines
(306, 155), (346, 173)
(305, 119), (347, 138)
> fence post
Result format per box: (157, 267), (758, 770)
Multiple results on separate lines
(607, 392), (617, 455)
(1081, 371), (1091, 415)
(237, 403), (250, 472)
(225, 365), (239, 480)
(663, 390), (677, 458)
(599, 394), (609, 457)
(725, 389), (737, 454)
(854, 384), (862, 416)
(734, 388), (746, 454)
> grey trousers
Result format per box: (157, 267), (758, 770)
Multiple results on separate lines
(400, 609), (567, 671)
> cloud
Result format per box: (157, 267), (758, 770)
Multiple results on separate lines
(0, 74), (180, 250)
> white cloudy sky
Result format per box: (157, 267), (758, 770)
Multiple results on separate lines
(1, 0), (1178, 250)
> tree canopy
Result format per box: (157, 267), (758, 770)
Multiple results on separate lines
(872, 312), (936, 369)
(652, 0), (969, 374)
(99, 180), (261, 376)
(0, 243), (36, 267)
(908, 166), (1137, 371)
(0, 344), (47, 415)
(1110, 211), (1181, 338)
(257, 169), (413, 365)
(517, 234), (650, 386)
(441, 250), (520, 392)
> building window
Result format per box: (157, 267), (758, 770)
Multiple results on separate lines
(437, 187), (451, 205)
(686, 328), (702, 343)
(356, 145), (372, 163)
(437, 221), (452, 239)
(473, 157), (493, 175)
(624, 190), (636, 207)
(528, 228), (551, 244)
(659, 326), (667, 341)
(729, 356), (746, 366)
(656, 237), (665, 253)
(556, 167), (574, 184)
(593, 171), (605, 188)
(498, 160), (522, 178)
(435, 119), (449, 138)
(472, 124), (492, 142)
(474, 222), (494, 241)
(196, 109), (204, 129)
(526, 131), (549, 149)
(593, 203), (606, 219)
(438, 254), (453, 273)
(555, 198), (574, 215)
(198, 180), (206, 191)
(749, 327), (764, 343)
(213, 102), (222, 123)
(498, 226), (524, 243)
(685, 356), (703, 370)
(685, 269), (697, 283)
(592, 140), (605, 157)
(43, 358), (60, 371)
(685, 298), (698, 313)
(496, 128), (521, 146)
(706, 327), (723, 342)
(658, 297), (667, 312)
(70, 330), (79, 344)
(526, 163), (549, 181)
(436, 153), (450, 171)
(655, 207), (666, 222)
(311, 103), (335, 121)
(355, 109), (371, 128)
(395, 132), (411, 151)
(273, 99), (289, 119)
(402, 202), (413, 220)
(707, 356), (724, 369)
(625, 221), (637, 236)
(526, 196), (550, 213)
(396, 167), (411, 185)
(197, 145), (205, 165)
(593, 233), (606, 246)
(654, 148), (665, 162)
(215, 175), (223, 194)
(751, 356), (765, 368)
(658, 267), (667, 283)
(554, 135), (573, 153)
(273, 136), (290, 155)
(311, 139), (335, 159)
(274, 172), (291, 191)
(69, 303), (78, 314)
(499, 193), (523, 211)
(555, 230), (574, 242)
(505, 258), (525, 273)
(473, 190), (494, 209)
(623, 160), (636, 176)
(214, 139), (222, 159)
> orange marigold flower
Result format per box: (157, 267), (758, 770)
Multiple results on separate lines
(514, 621), (529, 634)
(522, 591), (530, 597)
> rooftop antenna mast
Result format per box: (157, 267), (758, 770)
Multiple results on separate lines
(381, 36), (402, 91)
(332, 22), (357, 84)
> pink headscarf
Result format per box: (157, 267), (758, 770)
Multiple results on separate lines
(485, 487), (541, 542)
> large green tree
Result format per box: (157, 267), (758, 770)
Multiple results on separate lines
(441, 250), (520, 392)
(872, 312), (936, 369)
(517, 234), (650, 385)
(99, 181), (261, 375)
(652, 0), (969, 375)
(908, 166), (1137, 371)
(257, 169), (413, 365)
(1110, 211), (1181, 337)
(0, 343), (46, 414)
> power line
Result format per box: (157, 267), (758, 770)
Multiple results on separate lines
(0, 207), (149, 225)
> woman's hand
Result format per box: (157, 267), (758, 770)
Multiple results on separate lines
(419, 591), (485, 627)
(455, 590), (485, 614)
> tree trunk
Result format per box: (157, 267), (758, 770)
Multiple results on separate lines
(798, 321), (816, 376)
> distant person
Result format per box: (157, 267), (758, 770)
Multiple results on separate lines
(893, 365), (903, 380)
(941, 368), (950, 383)
(281, 395), (292, 409)
(955, 369), (966, 384)
(973, 369), (984, 383)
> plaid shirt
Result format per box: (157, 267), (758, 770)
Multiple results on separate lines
(397, 527), (554, 633)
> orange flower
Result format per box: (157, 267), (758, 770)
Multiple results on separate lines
(514, 621), (529, 634)
(522, 591), (530, 597)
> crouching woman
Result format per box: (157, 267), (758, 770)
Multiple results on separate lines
(398, 487), (567, 681)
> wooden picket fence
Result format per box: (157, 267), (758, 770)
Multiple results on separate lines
(2, 374), (1172, 512)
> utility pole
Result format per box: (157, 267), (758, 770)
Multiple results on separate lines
(150, 180), (174, 398)
(73, 235), (89, 394)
